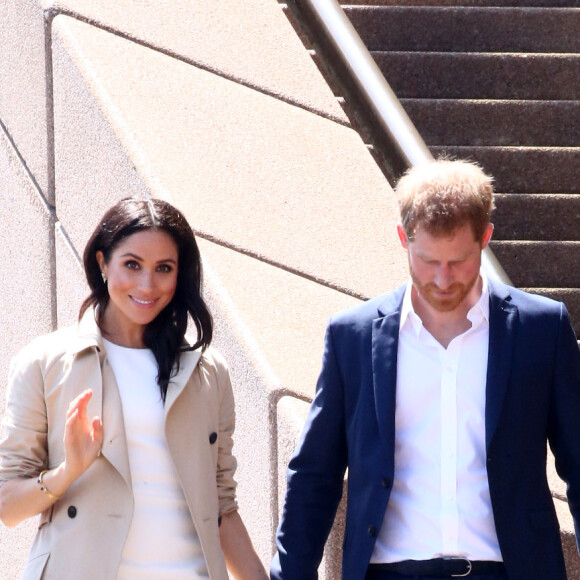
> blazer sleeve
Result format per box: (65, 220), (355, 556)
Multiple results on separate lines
(0, 341), (49, 482)
(547, 302), (580, 548)
(210, 349), (239, 517)
(272, 321), (348, 580)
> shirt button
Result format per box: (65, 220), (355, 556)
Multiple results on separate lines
(67, 506), (77, 519)
(381, 478), (391, 489)
(209, 432), (218, 444)
(368, 525), (377, 537)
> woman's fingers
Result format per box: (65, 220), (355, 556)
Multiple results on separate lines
(92, 416), (104, 449)
(66, 389), (93, 420)
(63, 392), (103, 478)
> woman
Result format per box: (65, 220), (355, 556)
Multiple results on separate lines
(0, 198), (268, 580)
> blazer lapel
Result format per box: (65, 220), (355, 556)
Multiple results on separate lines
(372, 288), (405, 450)
(485, 282), (519, 449)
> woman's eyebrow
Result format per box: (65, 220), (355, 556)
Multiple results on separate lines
(119, 252), (177, 265)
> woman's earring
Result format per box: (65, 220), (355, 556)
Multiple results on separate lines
(101, 271), (107, 284)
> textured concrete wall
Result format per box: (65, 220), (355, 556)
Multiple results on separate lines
(0, 1), (407, 578)
(0, 120), (53, 579)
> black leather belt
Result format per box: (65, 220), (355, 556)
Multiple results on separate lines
(369, 558), (505, 577)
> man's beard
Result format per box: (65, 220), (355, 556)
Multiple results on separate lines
(410, 269), (480, 313)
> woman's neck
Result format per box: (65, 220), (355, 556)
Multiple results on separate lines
(99, 309), (145, 349)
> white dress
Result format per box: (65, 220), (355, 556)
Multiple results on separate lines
(103, 339), (209, 580)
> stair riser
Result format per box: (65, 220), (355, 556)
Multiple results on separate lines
(402, 99), (580, 147)
(430, 147), (580, 194)
(491, 241), (580, 287)
(493, 194), (580, 241)
(374, 53), (580, 100)
(345, 7), (580, 53)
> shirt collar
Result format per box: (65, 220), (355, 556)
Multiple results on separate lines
(399, 272), (490, 336)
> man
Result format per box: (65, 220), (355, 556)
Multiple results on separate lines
(271, 160), (580, 580)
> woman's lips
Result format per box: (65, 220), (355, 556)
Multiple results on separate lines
(129, 295), (156, 307)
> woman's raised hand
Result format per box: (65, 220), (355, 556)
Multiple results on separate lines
(0, 390), (104, 527)
(62, 389), (103, 482)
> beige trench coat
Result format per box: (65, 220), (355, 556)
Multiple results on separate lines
(0, 310), (238, 580)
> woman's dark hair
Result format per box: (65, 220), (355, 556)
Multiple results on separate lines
(80, 198), (213, 401)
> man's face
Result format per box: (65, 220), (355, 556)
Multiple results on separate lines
(397, 222), (493, 313)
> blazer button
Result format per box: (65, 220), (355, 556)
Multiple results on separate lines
(209, 432), (218, 444)
(368, 525), (376, 537)
(67, 506), (77, 519)
(381, 478), (391, 489)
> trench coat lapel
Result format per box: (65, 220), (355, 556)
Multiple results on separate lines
(100, 360), (132, 487)
(100, 344), (201, 486)
(71, 310), (132, 487)
(372, 288), (405, 451)
(485, 282), (518, 450)
(164, 347), (202, 416)
(72, 313), (202, 487)
(163, 348), (206, 520)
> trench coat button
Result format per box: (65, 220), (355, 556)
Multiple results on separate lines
(67, 506), (77, 519)
(209, 432), (218, 444)
(368, 525), (376, 537)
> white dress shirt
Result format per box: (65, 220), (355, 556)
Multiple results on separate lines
(371, 275), (503, 563)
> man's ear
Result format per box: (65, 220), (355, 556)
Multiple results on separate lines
(397, 224), (409, 249)
(481, 223), (494, 249)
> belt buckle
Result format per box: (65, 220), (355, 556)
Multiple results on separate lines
(447, 557), (472, 577)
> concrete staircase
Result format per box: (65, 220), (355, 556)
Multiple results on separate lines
(333, 1), (580, 332)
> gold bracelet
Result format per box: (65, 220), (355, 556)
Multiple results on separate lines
(37, 470), (63, 500)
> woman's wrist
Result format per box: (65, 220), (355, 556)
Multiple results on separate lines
(39, 462), (76, 499)
(37, 470), (63, 500)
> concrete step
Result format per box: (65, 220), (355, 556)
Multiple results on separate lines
(490, 241), (580, 287)
(373, 52), (580, 100)
(345, 7), (580, 53)
(430, 146), (580, 194)
(401, 99), (580, 147)
(341, 1), (580, 6)
(494, 194), (580, 241)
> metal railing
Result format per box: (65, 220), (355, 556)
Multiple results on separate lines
(287, 0), (512, 285)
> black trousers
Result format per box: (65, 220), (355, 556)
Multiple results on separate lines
(365, 568), (509, 580)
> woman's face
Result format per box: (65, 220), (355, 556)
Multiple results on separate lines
(96, 230), (179, 346)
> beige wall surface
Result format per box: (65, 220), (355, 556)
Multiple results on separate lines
(0, 121), (53, 580)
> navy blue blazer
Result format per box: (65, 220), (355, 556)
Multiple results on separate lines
(272, 281), (580, 580)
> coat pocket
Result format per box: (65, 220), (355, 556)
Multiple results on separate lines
(22, 552), (49, 580)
